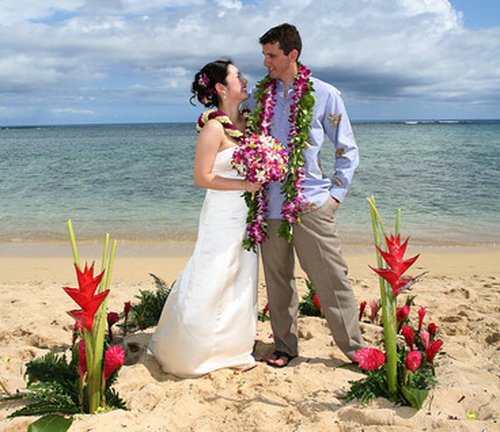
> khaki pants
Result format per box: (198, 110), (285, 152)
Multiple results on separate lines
(261, 197), (364, 360)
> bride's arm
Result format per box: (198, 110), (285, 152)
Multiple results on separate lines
(193, 120), (260, 193)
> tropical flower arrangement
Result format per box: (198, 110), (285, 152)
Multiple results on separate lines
(344, 197), (443, 409)
(248, 63), (316, 242)
(232, 133), (289, 250)
(2, 220), (126, 431)
(298, 279), (323, 317)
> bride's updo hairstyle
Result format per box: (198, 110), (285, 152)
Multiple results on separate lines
(191, 59), (233, 108)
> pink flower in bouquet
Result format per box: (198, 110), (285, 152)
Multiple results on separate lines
(64, 263), (109, 331)
(354, 347), (386, 371)
(426, 339), (443, 364)
(232, 133), (289, 184)
(401, 325), (415, 349)
(359, 301), (367, 320)
(78, 340), (87, 378)
(103, 345), (125, 381)
(370, 234), (419, 297)
(232, 133), (289, 249)
(428, 322), (437, 339)
(418, 306), (426, 331)
(397, 305), (410, 325)
(405, 350), (422, 372)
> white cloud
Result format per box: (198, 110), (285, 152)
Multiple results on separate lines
(0, 0), (499, 124)
(52, 108), (96, 116)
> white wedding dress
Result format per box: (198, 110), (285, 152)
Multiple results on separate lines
(149, 147), (258, 378)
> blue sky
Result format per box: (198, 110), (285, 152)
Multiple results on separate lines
(1, 0), (499, 125)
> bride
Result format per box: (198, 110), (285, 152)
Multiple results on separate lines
(149, 60), (261, 378)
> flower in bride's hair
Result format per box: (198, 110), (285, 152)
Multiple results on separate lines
(354, 347), (386, 371)
(198, 73), (210, 87)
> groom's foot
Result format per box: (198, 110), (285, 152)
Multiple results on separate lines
(266, 350), (297, 368)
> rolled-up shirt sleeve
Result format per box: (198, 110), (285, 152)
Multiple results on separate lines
(322, 89), (359, 203)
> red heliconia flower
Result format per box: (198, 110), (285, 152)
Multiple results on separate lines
(103, 345), (125, 381)
(78, 340), (87, 378)
(64, 263), (109, 331)
(418, 306), (426, 331)
(354, 347), (386, 371)
(370, 234), (419, 297)
(428, 322), (437, 339)
(107, 311), (120, 326)
(405, 350), (422, 372)
(397, 305), (411, 325)
(401, 325), (415, 349)
(426, 339), (443, 363)
(312, 294), (322, 316)
(359, 301), (367, 320)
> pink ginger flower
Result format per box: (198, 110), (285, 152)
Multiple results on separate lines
(354, 347), (386, 371)
(420, 329), (430, 350)
(401, 325), (415, 349)
(103, 345), (125, 381)
(405, 350), (422, 372)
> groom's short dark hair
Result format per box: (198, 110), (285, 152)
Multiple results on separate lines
(259, 23), (302, 58)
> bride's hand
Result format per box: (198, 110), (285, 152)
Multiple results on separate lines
(244, 180), (262, 194)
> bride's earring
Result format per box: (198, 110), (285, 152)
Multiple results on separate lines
(223, 93), (227, 99)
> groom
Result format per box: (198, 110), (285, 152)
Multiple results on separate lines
(248, 23), (364, 367)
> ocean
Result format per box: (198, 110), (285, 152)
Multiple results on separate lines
(1, 120), (499, 246)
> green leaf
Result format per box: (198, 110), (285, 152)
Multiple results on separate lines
(401, 385), (428, 410)
(28, 415), (73, 432)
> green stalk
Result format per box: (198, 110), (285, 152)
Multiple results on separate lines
(367, 196), (398, 399)
(67, 219), (81, 269)
(395, 208), (401, 236)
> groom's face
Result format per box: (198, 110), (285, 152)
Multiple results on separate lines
(261, 42), (296, 81)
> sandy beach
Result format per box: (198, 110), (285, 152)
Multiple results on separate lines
(1, 241), (499, 431)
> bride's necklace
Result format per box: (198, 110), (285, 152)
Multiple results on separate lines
(249, 63), (315, 241)
(196, 109), (249, 141)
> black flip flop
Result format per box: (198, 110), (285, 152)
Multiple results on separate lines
(266, 350), (297, 368)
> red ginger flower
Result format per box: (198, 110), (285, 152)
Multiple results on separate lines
(401, 325), (415, 349)
(418, 306), (426, 331)
(124, 301), (131, 315)
(312, 294), (322, 316)
(370, 234), (419, 297)
(405, 350), (422, 372)
(397, 305), (411, 325)
(107, 311), (120, 326)
(370, 299), (379, 323)
(359, 301), (367, 320)
(354, 347), (386, 371)
(426, 339), (443, 363)
(428, 322), (437, 339)
(78, 340), (87, 378)
(64, 262), (109, 331)
(103, 345), (125, 381)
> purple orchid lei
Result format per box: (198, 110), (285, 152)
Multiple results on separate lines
(249, 63), (315, 242)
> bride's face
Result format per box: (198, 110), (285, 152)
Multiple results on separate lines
(223, 64), (248, 103)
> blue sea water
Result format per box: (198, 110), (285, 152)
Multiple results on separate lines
(0, 120), (499, 245)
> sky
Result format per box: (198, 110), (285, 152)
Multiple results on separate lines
(1, 0), (499, 125)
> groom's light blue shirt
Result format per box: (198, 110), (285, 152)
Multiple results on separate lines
(247, 76), (359, 219)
